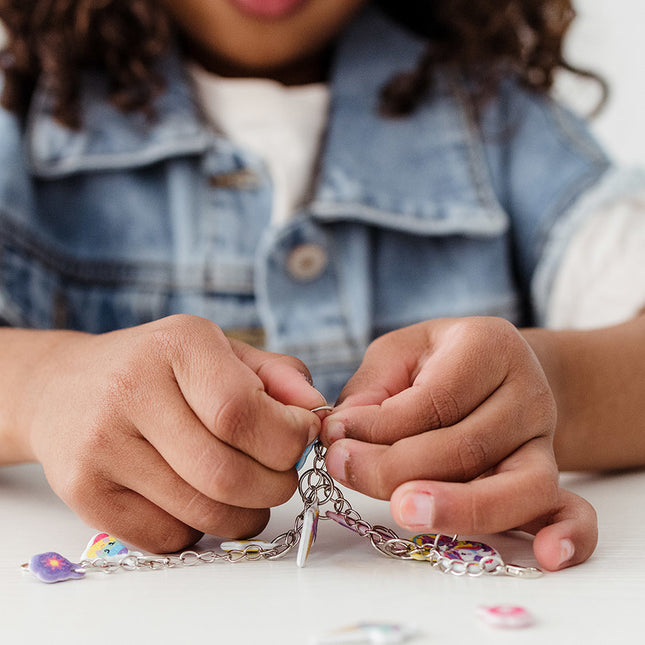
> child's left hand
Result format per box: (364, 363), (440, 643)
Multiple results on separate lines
(320, 317), (597, 571)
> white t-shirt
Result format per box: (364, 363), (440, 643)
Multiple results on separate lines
(189, 64), (645, 331)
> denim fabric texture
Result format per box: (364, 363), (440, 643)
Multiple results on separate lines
(0, 7), (610, 401)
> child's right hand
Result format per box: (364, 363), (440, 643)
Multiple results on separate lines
(21, 315), (325, 552)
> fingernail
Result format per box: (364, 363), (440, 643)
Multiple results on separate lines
(558, 538), (575, 566)
(399, 492), (435, 529)
(325, 419), (345, 443)
(325, 445), (349, 484)
(307, 423), (319, 445)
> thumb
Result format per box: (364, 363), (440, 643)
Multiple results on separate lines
(519, 488), (598, 571)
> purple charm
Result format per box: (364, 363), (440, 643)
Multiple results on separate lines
(409, 534), (459, 561)
(325, 510), (356, 531)
(28, 552), (85, 583)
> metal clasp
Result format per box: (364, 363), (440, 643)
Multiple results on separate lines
(500, 563), (544, 578)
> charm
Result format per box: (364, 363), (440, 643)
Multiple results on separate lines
(27, 552), (85, 584)
(296, 441), (317, 470)
(325, 510), (360, 532)
(81, 533), (129, 561)
(311, 622), (418, 644)
(476, 605), (534, 628)
(441, 538), (501, 572)
(409, 533), (457, 560)
(410, 534), (502, 572)
(297, 500), (319, 567)
(325, 511), (394, 542)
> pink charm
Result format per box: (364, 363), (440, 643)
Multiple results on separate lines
(476, 605), (534, 628)
(325, 511), (394, 541)
(325, 510), (358, 532)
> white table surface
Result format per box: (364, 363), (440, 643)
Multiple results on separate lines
(2, 460), (644, 644)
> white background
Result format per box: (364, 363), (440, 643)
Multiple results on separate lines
(562, 0), (645, 165)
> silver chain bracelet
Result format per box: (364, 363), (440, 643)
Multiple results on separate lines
(23, 439), (542, 583)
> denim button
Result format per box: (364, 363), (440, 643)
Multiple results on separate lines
(286, 243), (328, 281)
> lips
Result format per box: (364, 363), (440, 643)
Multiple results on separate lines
(228, 0), (311, 20)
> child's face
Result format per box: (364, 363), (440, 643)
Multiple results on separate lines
(159, 0), (369, 82)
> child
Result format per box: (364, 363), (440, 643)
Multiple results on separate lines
(0, 0), (643, 571)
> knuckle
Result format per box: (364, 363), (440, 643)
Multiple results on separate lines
(196, 502), (271, 540)
(426, 384), (461, 428)
(212, 391), (255, 448)
(58, 468), (97, 511)
(273, 353), (311, 379)
(229, 509), (271, 540)
(189, 497), (231, 532)
(203, 452), (242, 500)
(533, 387), (557, 437)
(463, 490), (482, 534)
(534, 461), (560, 499)
(454, 431), (490, 480)
(148, 315), (200, 358)
(149, 314), (226, 362)
(270, 439), (303, 472)
(371, 456), (399, 500)
(269, 471), (299, 506)
(153, 524), (203, 553)
(459, 316), (521, 356)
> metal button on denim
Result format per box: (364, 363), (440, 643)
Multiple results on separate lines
(286, 243), (328, 281)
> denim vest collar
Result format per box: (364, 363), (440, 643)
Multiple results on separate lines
(26, 7), (507, 236)
(26, 52), (211, 177)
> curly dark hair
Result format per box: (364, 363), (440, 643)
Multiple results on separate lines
(0, 0), (605, 128)
(0, 0), (171, 127)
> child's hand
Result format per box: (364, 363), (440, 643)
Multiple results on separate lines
(320, 317), (597, 571)
(26, 315), (325, 553)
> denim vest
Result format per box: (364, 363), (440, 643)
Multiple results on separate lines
(0, 8), (610, 401)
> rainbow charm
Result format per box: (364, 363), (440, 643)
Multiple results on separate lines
(81, 533), (129, 561)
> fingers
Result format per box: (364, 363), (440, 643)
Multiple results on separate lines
(64, 433), (278, 552)
(230, 340), (328, 409)
(139, 316), (320, 471)
(385, 439), (559, 535)
(126, 377), (304, 501)
(389, 477), (596, 572)
(78, 485), (205, 554)
(76, 483), (269, 554)
(326, 320), (498, 443)
(520, 489), (598, 571)
(324, 395), (555, 497)
(117, 431), (298, 511)
(321, 318), (548, 447)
